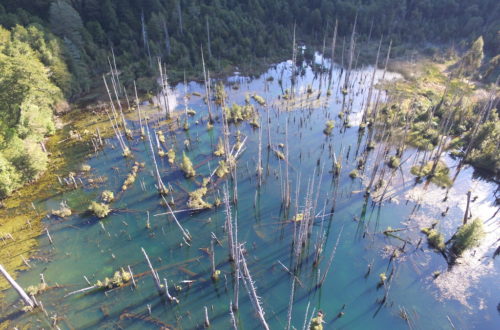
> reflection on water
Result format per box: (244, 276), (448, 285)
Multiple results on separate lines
(2, 55), (498, 329)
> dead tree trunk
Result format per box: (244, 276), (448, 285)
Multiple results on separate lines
(0, 264), (37, 308)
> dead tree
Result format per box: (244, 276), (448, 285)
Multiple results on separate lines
(238, 245), (269, 330)
(0, 264), (37, 308)
(201, 47), (214, 122)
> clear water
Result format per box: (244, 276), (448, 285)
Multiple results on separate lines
(2, 57), (498, 329)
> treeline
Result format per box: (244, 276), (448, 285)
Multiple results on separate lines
(1, 0), (498, 94)
(0, 25), (69, 198)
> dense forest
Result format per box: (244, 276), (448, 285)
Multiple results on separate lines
(0, 0), (498, 198)
(1, 0), (499, 94)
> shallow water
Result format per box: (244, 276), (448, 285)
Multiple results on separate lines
(1, 56), (498, 329)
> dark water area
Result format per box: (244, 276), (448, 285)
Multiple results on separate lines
(2, 55), (498, 329)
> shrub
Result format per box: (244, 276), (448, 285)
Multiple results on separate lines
(181, 152), (195, 177)
(88, 201), (111, 218)
(451, 218), (485, 256)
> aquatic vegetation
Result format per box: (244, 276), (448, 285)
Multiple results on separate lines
(167, 148), (176, 164)
(310, 311), (324, 330)
(215, 160), (230, 178)
(410, 161), (452, 188)
(349, 169), (359, 179)
(211, 269), (221, 281)
(181, 152), (196, 178)
(121, 163), (141, 191)
(214, 138), (225, 157)
(274, 149), (285, 160)
(95, 268), (132, 289)
(101, 190), (114, 203)
(88, 201), (111, 218)
(224, 103), (256, 123)
(80, 164), (91, 172)
(421, 227), (445, 251)
(187, 186), (212, 209)
(157, 130), (165, 144)
(379, 272), (387, 285)
(451, 218), (485, 257)
(25, 282), (48, 296)
(323, 121), (335, 135)
(388, 156), (401, 169)
(187, 109), (196, 116)
(122, 147), (132, 158)
(51, 202), (72, 218)
(252, 94), (266, 106)
(214, 82), (227, 106)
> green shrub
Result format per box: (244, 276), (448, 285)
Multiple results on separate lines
(451, 218), (485, 256)
(88, 201), (111, 218)
(181, 152), (196, 178)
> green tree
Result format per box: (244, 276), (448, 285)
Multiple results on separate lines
(460, 36), (484, 77)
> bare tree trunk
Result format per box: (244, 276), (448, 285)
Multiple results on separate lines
(463, 191), (472, 225)
(0, 264), (37, 308)
(201, 47), (214, 122)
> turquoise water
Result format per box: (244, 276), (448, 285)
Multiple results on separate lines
(2, 57), (498, 329)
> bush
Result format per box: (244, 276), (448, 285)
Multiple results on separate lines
(388, 156), (401, 169)
(451, 218), (485, 256)
(323, 121), (335, 135)
(88, 201), (111, 218)
(421, 227), (445, 251)
(101, 190), (114, 203)
(181, 152), (196, 178)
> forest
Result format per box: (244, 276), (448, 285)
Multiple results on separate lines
(0, 1), (499, 329)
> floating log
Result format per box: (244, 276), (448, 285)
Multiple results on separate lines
(0, 264), (37, 308)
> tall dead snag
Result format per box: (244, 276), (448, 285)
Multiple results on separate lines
(146, 125), (168, 195)
(157, 59), (172, 119)
(343, 12), (357, 95)
(370, 39), (392, 120)
(291, 22), (297, 97)
(134, 81), (145, 137)
(141, 247), (162, 294)
(201, 47), (214, 123)
(103, 75), (130, 156)
(161, 195), (192, 242)
(0, 264), (37, 308)
(238, 245), (269, 330)
(223, 185), (236, 261)
(257, 119), (263, 187)
(285, 277), (296, 330)
(362, 36), (383, 124)
(284, 120), (291, 208)
(318, 226), (344, 287)
(328, 19), (338, 89)
(111, 48), (122, 95)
